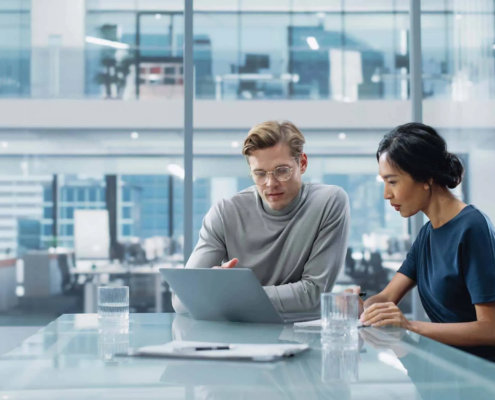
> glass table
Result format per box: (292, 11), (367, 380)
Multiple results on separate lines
(1, 313), (495, 399)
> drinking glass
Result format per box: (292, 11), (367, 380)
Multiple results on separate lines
(98, 286), (129, 334)
(321, 292), (359, 342)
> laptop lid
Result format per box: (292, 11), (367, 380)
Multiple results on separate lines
(160, 268), (285, 324)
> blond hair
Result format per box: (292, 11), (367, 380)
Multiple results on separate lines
(242, 121), (306, 159)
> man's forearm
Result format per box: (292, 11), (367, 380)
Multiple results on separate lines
(409, 320), (495, 347)
(264, 280), (320, 313)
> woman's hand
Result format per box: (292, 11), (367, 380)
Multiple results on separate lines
(360, 302), (412, 330)
(344, 286), (364, 317)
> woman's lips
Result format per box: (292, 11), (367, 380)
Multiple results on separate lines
(393, 205), (401, 211)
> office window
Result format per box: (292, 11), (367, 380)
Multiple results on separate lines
(42, 224), (52, 236)
(122, 206), (132, 219)
(122, 224), (132, 236)
(43, 206), (52, 219)
(77, 188), (86, 201)
(99, 187), (106, 202)
(0, 3), (31, 98)
(88, 188), (97, 202)
(122, 187), (132, 202)
(64, 188), (75, 202)
(43, 185), (53, 202)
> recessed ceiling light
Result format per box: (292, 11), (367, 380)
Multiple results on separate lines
(131, 132), (139, 139)
(338, 132), (347, 140)
(306, 37), (319, 51)
(231, 141), (240, 148)
(155, 14), (162, 19)
(455, 14), (463, 20)
(2, 142), (8, 148)
(168, 164), (185, 180)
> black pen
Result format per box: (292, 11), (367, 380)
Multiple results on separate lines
(359, 292), (366, 297)
(176, 346), (231, 352)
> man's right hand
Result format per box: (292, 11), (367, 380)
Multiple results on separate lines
(344, 286), (364, 317)
(212, 258), (238, 269)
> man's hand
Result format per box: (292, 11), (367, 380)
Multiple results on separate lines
(212, 258), (238, 269)
(344, 286), (364, 317)
(360, 302), (412, 329)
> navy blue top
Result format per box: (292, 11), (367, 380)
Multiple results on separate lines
(399, 205), (495, 360)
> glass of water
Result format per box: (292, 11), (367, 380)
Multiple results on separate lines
(321, 292), (359, 342)
(98, 286), (129, 333)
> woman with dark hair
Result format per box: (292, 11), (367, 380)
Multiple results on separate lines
(354, 122), (495, 360)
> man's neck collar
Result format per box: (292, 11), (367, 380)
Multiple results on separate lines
(261, 184), (304, 216)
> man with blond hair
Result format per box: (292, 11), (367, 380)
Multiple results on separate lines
(173, 121), (350, 313)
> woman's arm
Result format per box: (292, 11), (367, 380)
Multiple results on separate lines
(363, 272), (416, 309)
(408, 303), (495, 346)
(362, 302), (495, 347)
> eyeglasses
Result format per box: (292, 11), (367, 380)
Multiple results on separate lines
(250, 158), (299, 185)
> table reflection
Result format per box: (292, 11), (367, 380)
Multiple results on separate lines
(98, 315), (129, 362)
(321, 339), (359, 384)
(359, 327), (495, 400)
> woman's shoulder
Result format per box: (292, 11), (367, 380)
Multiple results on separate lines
(460, 205), (495, 235)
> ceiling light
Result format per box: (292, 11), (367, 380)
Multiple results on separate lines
(376, 175), (383, 182)
(85, 36), (130, 50)
(131, 132), (139, 139)
(168, 164), (185, 180)
(155, 14), (162, 19)
(231, 141), (240, 148)
(2, 142), (8, 148)
(455, 14), (463, 20)
(338, 132), (346, 140)
(306, 37), (319, 51)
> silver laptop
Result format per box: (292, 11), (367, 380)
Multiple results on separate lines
(160, 268), (320, 324)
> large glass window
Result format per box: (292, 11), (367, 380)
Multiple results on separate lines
(422, 2), (494, 221)
(0, 0), (31, 98)
(4, 0), (495, 326)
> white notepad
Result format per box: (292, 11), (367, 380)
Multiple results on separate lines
(294, 319), (322, 328)
(293, 319), (365, 329)
(123, 341), (309, 362)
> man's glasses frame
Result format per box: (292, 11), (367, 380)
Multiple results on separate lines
(250, 157), (300, 185)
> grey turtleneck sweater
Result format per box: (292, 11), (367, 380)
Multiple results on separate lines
(172, 183), (350, 313)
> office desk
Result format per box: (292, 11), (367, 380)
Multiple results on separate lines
(73, 261), (183, 313)
(0, 258), (17, 311)
(1, 313), (495, 399)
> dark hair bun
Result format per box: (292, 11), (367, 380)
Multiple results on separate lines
(443, 153), (464, 189)
(376, 122), (464, 190)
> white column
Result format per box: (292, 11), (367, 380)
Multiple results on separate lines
(451, 0), (495, 100)
(210, 178), (238, 205)
(469, 148), (495, 222)
(31, 0), (86, 98)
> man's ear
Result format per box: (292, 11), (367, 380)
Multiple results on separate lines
(300, 153), (308, 174)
